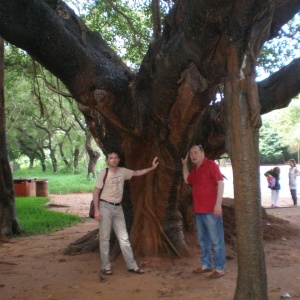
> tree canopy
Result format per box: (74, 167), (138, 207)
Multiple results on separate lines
(260, 98), (300, 162)
(4, 53), (87, 172)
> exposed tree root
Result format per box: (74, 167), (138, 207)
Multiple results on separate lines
(144, 199), (183, 258)
(64, 198), (299, 256)
(64, 228), (99, 255)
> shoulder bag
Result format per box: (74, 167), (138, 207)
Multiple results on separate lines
(89, 168), (108, 218)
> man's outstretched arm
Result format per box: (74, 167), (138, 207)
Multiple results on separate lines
(132, 157), (159, 176)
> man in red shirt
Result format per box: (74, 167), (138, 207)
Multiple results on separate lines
(182, 145), (226, 278)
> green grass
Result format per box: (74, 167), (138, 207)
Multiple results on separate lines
(13, 168), (96, 194)
(15, 197), (81, 236)
(12, 167), (96, 237)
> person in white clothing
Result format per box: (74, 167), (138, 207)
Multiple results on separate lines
(264, 167), (281, 208)
(288, 159), (300, 207)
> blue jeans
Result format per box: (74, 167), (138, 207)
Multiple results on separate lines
(290, 189), (297, 205)
(99, 201), (138, 271)
(195, 213), (226, 270)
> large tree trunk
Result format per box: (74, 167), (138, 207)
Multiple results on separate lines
(0, 36), (22, 237)
(225, 48), (267, 298)
(223, 2), (275, 297)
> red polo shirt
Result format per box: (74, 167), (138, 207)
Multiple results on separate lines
(187, 158), (223, 213)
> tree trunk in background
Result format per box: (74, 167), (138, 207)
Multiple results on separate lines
(29, 156), (34, 168)
(49, 148), (57, 173)
(0, 36), (22, 237)
(223, 0), (274, 293)
(17, 138), (37, 168)
(86, 131), (100, 179)
(59, 142), (70, 167)
(73, 147), (79, 174)
(224, 49), (267, 299)
(38, 147), (46, 172)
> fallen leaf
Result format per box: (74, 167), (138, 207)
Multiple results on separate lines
(70, 285), (80, 289)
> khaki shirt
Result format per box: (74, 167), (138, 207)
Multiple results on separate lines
(95, 168), (133, 203)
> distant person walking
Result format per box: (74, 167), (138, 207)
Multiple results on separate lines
(288, 159), (300, 207)
(264, 167), (281, 208)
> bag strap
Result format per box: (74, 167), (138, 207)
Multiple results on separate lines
(99, 168), (108, 199)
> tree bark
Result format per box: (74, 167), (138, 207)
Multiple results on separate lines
(225, 48), (267, 299)
(49, 148), (57, 173)
(38, 147), (46, 172)
(85, 131), (100, 179)
(59, 142), (70, 167)
(0, 36), (22, 237)
(222, 1), (275, 297)
(73, 147), (79, 174)
(151, 0), (161, 39)
(259, 57), (300, 114)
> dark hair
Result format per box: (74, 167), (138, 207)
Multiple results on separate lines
(106, 150), (121, 159)
(273, 167), (280, 175)
(289, 159), (297, 167)
(190, 144), (204, 152)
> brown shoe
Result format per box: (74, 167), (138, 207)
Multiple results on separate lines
(193, 267), (213, 274)
(209, 270), (225, 278)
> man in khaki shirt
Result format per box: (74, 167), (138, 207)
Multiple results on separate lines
(93, 150), (158, 277)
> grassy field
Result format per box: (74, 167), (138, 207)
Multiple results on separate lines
(12, 168), (95, 236)
(15, 197), (81, 237)
(13, 168), (96, 194)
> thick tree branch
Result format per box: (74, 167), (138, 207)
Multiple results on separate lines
(152, 0), (162, 39)
(258, 57), (300, 114)
(270, 0), (300, 39)
(198, 57), (300, 158)
(0, 0), (134, 130)
(1, 0), (299, 140)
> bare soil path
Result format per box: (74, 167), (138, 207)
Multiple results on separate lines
(1, 193), (300, 300)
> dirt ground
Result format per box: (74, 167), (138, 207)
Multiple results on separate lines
(1, 193), (300, 300)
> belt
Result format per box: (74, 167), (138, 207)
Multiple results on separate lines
(100, 199), (121, 206)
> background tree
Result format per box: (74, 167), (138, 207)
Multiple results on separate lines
(79, 0), (171, 68)
(4, 54), (89, 172)
(272, 100), (300, 162)
(85, 130), (100, 179)
(1, 1), (300, 299)
(258, 14), (300, 73)
(259, 121), (287, 164)
(261, 98), (300, 163)
(0, 36), (22, 237)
